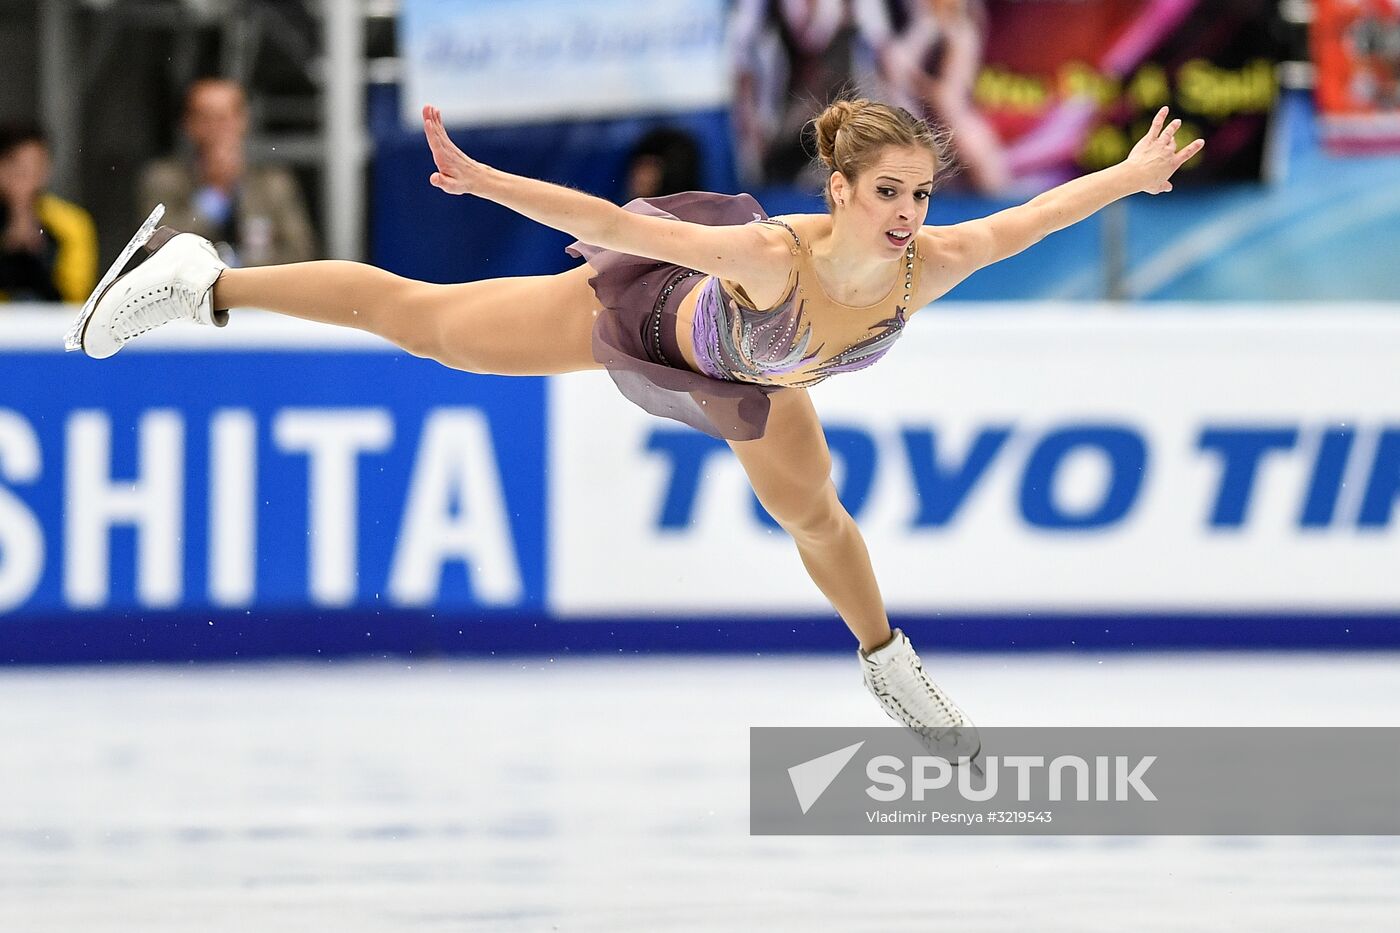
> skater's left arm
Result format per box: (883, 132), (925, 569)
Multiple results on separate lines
(921, 107), (1204, 294)
(420, 105), (790, 284)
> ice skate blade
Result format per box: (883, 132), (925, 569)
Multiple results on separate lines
(64, 203), (166, 353)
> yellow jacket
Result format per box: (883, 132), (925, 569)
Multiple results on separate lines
(0, 193), (98, 304)
(38, 193), (99, 303)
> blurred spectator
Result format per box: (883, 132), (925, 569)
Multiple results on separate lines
(731, 0), (860, 186)
(624, 128), (703, 200)
(0, 123), (98, 304)
(729, 0), (1011, 193)
(853, 0), (1010, 193)
(138, 77), (317, 267)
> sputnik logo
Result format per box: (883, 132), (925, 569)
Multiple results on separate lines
(787, 741), (865, 814)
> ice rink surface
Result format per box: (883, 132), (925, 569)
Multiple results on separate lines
(2, 651), (1398, 932)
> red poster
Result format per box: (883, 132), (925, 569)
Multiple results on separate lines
(972, 0), (1280, 189)
(1314, 0), (1400, 154)
(731, 0), (1282, 192)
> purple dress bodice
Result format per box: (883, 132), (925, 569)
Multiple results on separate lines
(687, 219), (918, 389)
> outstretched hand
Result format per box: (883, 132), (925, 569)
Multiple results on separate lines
(1124, 107), (1205, 195)
(422, 104), (487, 195)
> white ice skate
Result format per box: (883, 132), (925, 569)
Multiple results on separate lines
(65, 204), (228, 359)
(860, 628), (982, 762)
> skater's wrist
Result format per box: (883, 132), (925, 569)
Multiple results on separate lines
(1107, 160), (1152, 198)
(473, 163), (511, 200)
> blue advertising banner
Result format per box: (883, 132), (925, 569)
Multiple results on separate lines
(2, 309), (1399, 661)
(0, 327), (546, 620)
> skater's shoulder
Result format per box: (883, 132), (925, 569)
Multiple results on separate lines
(765, 213), (827, 232)
(755, 214), (826, 253)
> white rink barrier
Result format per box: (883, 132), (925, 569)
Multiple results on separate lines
(550, 306), (1400, 615)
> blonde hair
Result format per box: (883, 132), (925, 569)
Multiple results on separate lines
(811, 99), (951, 211)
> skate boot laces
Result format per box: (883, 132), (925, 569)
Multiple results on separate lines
(111, 281), (206, 344)
(861, 629), (980, 758)
(866, 649), (962, 729)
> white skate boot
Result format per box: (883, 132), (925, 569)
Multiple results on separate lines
(66, 204), (228, 359)
(860, 629), (981, 761)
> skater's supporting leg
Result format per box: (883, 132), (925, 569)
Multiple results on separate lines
(734, 392), (976, 751)
(213, 260), (603, 376)
(728, 387), (893, 652)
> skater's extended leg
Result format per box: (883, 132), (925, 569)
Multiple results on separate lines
(75, 216), (603, 369)
(213, 260), (603, 376)
(727, 388), (892, 652)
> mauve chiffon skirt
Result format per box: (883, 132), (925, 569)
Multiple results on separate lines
(565, 191), (778, 441)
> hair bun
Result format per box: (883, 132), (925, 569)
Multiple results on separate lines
(813, 99), (863, 170)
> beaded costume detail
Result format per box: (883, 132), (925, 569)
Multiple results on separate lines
(690, 220), (915, 388)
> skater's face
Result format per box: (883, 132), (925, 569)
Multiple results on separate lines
(830, 145), (935, 257)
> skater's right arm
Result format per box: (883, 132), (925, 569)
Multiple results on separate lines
(421, 105), (794, 294)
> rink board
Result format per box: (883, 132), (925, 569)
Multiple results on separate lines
(1, 307), (1398, 658)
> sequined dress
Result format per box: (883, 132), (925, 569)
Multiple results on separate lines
(567, 191), (921, 441)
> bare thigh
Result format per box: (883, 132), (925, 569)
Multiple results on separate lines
(412, 262), (604, 376)
(727, 388), (844, 537)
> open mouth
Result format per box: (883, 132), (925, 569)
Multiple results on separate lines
(885, 229), (912, 247)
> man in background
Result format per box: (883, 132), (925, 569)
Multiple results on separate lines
(0, 123), (98, 304)
(138, 77), (317, 267)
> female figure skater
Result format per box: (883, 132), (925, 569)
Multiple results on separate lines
(69, 99), (1202, 759)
